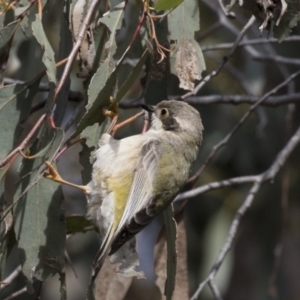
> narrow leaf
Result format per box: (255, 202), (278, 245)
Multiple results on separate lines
(69, 2), (129, 139)
(66, 215), (94, 234)
(0, 80), (41, 163)
(32, 15), (57, 83)
(163, 205), (177, 300)
(13, 127), (65, 292)
(115, 49), (149, 102)
(154, 0), (184, 11)
(0, 20), (20, 49)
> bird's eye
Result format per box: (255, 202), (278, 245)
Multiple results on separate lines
(160, 108), (169, 117)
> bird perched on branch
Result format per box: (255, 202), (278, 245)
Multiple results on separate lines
(44, 100), (203, 285)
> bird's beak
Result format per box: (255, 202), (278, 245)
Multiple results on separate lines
(141, 104), (155, 112)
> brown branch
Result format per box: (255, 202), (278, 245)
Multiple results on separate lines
(52, 0), (101, 107)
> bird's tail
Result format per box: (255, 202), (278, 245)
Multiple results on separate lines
(86, 224), (115, 299)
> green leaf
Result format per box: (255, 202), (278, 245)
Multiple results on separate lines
(13, 127), (65, 293)
(168, 0), (205, 91)
(53, 7), (73, 126)
(116, 49), (149, 102)
(0, 80), (41, 164)
(69, 2), (127, 139)
(32, 15), (57, 83)
(163, 205), (177, 300)
(66, 215), (94, 234)
(80, 120), (109, 184)
(154, 0), (184, 11)
(0, 20), (20, 49)
(100, 1), (126, 67)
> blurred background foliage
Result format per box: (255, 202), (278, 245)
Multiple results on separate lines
(1, 0), (300, 299)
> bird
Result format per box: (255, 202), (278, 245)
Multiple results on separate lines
(85, 99), (203, 280)
(44, 99), (203, 286)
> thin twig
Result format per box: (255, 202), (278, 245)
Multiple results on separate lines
(188, 70), (300, 183)
(65, 250), (78, 279)
(196, 21), (222, 41)
(201, 36), (300, 52)
(0, 114), (46, 168)
(0, 266), (22, 290)
(3, 287), (27, 300)
(182, 94), (300, 106)
(217, 0), (235, 18)
(208, 279), (223, 300)
(52, 0), (101, 107)
(181, 16), (256, 99)
(254, 54), (300, 66)
(190, 181), (262, 300)
(202, 0), (260, 58)
(111, 111), (144, 134)
(175, 176), (257, 201)
(190, 124), (300, 299)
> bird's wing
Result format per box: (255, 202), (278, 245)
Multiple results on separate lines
(111, 139), (161, 253)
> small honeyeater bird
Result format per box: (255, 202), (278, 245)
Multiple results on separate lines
(44, 99), (203, 283)
(86, 100), (203, 278)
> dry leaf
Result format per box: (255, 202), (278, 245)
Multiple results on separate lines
(110, 238), (145, 279)
(175, 39), (202, 91)
(95, 259), (132, 300)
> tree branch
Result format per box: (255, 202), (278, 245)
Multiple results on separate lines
(188, 69), (300, 183)
(53, 0), (101, 107)
(201, 36), (300, 52)
(189, 123), (300, 299)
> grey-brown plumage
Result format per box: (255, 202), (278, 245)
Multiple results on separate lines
(86, 100), (203, 280)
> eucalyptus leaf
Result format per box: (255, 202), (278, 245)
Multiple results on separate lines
(66, 215), (94, 234)
(80, 119), (109, 184)
(0, 80), (41, 163)
(54, 6), (73, 127)
(116, 49), (149, 102)
(154, 0), (184, 11)
(32, 14), (57, 83)
(13, 127), (65, 293)
(69, 2), (128, 139)
(0, 20), (20, 49)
